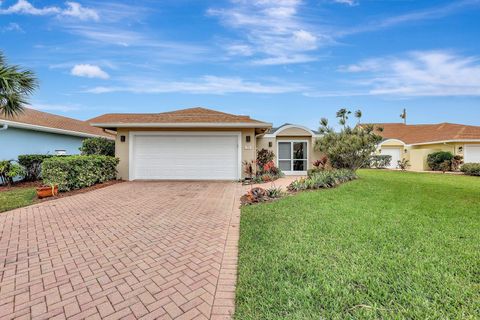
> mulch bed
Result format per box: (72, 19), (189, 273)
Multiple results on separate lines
(0, 180), (42, 192)
(0, 180), (124, 204)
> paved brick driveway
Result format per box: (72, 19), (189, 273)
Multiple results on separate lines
(0, 181), (240, 320)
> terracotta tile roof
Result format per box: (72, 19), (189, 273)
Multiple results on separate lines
(0, 107), (113, 139)
(369, 122), (480, 145)
(89, 107), (271, 127)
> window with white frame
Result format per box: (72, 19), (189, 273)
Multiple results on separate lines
(278, 141), (308, 172)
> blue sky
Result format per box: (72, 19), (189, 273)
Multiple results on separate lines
(1, 0), (480, 128)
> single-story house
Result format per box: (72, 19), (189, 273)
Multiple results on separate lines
(373, 122), (480, 170)
(0, 107), (114, 161)
(90, 107), (323, 180)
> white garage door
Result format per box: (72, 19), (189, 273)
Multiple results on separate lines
(380, 148), (401, 169)
(131, 133), (240, 180)
(464, 145), (480, 163)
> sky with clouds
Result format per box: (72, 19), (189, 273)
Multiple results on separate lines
(1, 0), (480, 128)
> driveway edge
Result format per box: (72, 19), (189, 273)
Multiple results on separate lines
(210, 184), (241, 319)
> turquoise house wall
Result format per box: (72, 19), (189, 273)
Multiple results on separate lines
(0, 127), (85, 160)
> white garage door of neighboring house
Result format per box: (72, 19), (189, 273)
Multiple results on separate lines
(131, 133), (240, 180)
(464, 145), (480, 163)
(380, 148), (401, 169)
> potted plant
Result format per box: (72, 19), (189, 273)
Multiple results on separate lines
(36, 183), (58, 199)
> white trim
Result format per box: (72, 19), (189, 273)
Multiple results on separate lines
(277, 139), (309, 175)
(378, 138), (406, 147)
(410, 139), (480, 146)
(128, 131), (242, 181)
(264, 124), (318, 138)
(0, 119), (112, 139)
(92, 122), (271, 129)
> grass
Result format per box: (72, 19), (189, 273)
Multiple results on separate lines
(237, 170), (480, 319)
(0, 187), (36, 213)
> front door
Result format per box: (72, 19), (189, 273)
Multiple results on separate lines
(278, 141), (308, 175)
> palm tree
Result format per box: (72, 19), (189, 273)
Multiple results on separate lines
(336, 108), (351, 127)
(0, 51), (38, 117)
(354, 110), (362, 124)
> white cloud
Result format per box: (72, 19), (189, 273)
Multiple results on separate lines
(71, 64), (109, 79)
(62, 2), (99, 21)
(1, 22), (23, 33)
(330, 51), (480, 97)
(208, 0), (327, 65)
(0, 0), (60, 15)
(0, 0), (98, 21)
(332, 0), (358, 6)
(86, 75), (306, 95)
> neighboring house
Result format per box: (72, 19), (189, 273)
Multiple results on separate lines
(0, 107), (114, 161)
(373, 123), (480, 171)
(90, 107), (324, 180)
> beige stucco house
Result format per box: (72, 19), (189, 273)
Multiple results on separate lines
(373, 123), (480, 171)
(90, 107), (323, 180)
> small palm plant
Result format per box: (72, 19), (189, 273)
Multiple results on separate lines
(0, 51), (38, 117)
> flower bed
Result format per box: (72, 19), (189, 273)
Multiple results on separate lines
(241, 169), (357, 205)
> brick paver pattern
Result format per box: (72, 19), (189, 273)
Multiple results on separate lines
(0, 181), (240, 320)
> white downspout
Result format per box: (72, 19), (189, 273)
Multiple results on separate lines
(0, 124), (8, 131)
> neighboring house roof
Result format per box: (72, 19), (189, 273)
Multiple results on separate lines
(0, 107), (114, 139)
(269, 123), (320, 136)
(369, 122), (480, 145)
(89, 107), (272, 129)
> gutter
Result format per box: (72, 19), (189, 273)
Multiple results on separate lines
(90, 122), (273, 129)
(0, 119), (114, 139)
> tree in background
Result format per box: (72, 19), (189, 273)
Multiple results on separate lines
(0, 51), (38, 117)
(315, 109), (383, 171)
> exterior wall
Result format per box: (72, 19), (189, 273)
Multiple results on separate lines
(256, 135), (323, 170)
(409, 142), (471, 171)
(378, 142), (477, 171)
(0, 127), (84, 160)
(276, 127), (312, 136)
(115, 128), (256, 180)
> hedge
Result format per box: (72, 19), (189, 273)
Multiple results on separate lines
(42, 155), (119, 192)
(18, 154), (54, 181)
(80, 137), (115, 156)
(461, 163), (480, 176)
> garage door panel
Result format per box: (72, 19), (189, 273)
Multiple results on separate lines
(464, 145), (480, 163)
(132, 134), (239, 180)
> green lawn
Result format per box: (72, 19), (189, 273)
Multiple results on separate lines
(237, 170), (480, 319)
(0, 188), (36, 213)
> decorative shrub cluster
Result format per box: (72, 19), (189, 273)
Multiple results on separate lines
(240, 186), (285, 205)
(243, 149), (283, 184)
(17, 154), (53, 181)
(0, 160), (24, 185)
(42, 155), (119, 191)
(369, 155), (392, 169)
(80, 137), (115, 156)
(287, 169), (357, 192)
(461, 163), (480, 176)
(427, 152), (463, 172)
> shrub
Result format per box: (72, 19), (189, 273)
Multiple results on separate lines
(80, 137), (115, 156)
(369, 155), (392, 169)
(288, 169), (357, 191)
(315, 109), (383, 171)
(313, 156), (328, 170)
(427, 151), (454, 171)
(240, 187), (269, 205)
(397, 159), (410, 171)
(256, 149), (275, 171)
(0, 160), (25, 185)
(17, 154), (54, 181)
(461, 163), (480, 176)
(42, 155), (119, 192)
(265, 186), (285, 198)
